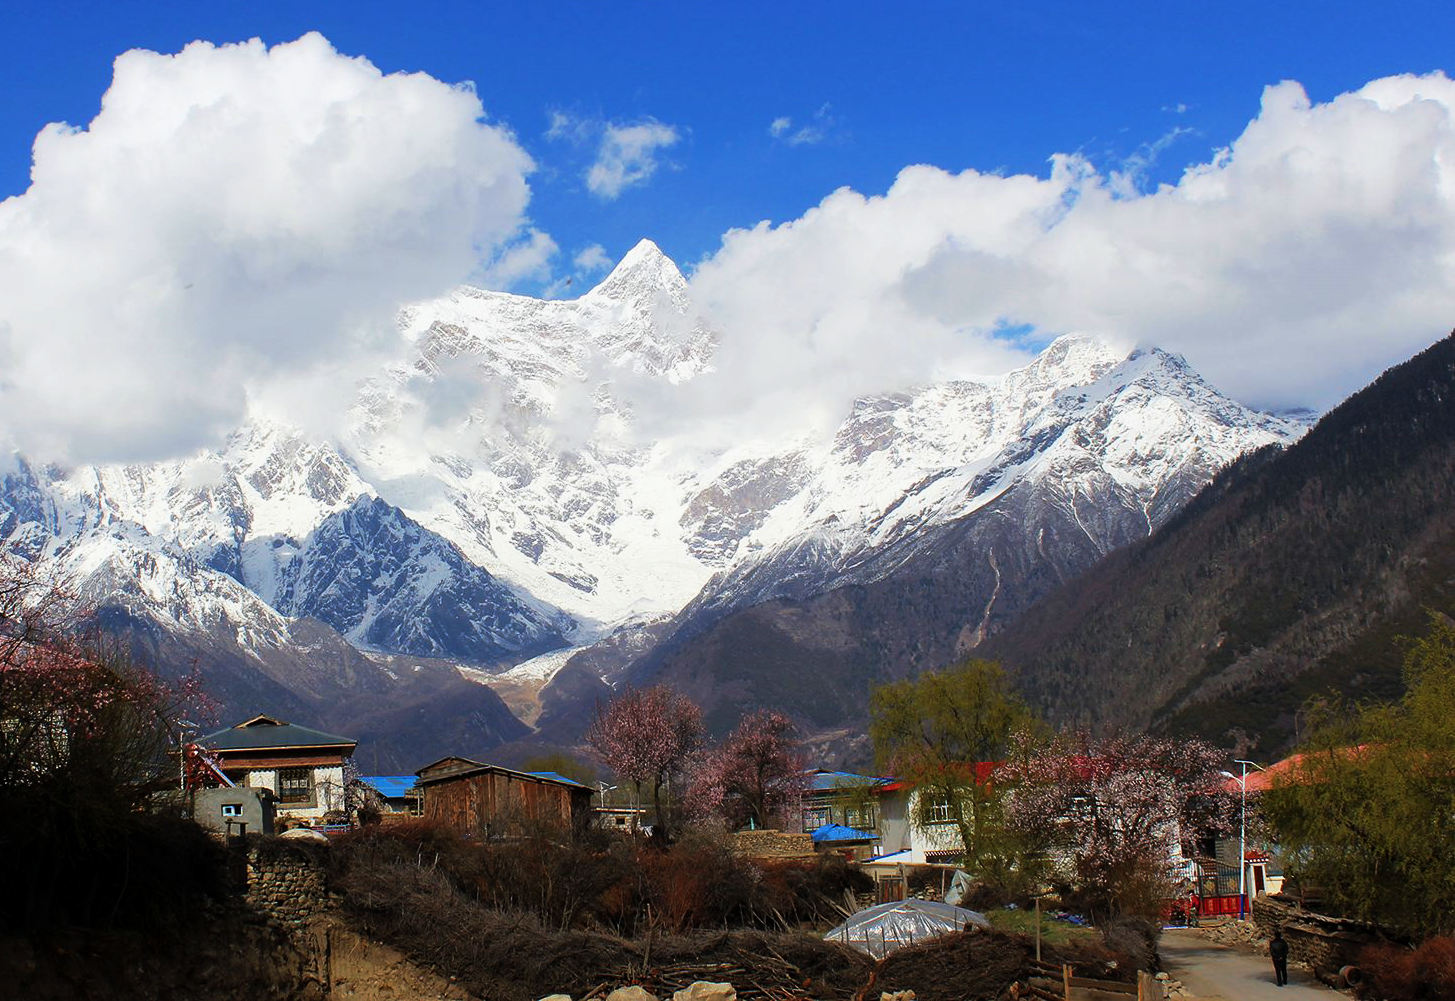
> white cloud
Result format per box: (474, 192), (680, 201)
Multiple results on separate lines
(574, 243), (612, 273)
(586, 120), (679, 199)
(1109, 124), (1196, 196)
(479, 228), (558, 287)
(768, 104), (838, 146)
(0, 32), (538, 463)
(690, 73), (1455, 420)
(545, 109), (590, 144)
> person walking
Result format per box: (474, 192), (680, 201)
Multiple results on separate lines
(1269, 928), (1290, 986)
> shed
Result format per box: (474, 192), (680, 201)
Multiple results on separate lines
(414, 757), (593, 837)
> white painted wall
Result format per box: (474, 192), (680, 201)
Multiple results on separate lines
(241, 765), (346, 821)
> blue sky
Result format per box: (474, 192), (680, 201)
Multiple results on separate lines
(3, 2), (1455, 462)
(4, 1), (1452, 272)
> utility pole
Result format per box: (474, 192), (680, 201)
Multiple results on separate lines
(1231, 759), (1264, 920)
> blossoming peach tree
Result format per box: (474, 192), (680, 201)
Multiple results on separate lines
(0, 551), (212, 804)
(1000, 731), (1236, 919)
(686, 709), (807, 830)
(586, 683), (703, 840)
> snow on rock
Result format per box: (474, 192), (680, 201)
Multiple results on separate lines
(0, 242), (1306, 692)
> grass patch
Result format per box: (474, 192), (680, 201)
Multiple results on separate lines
(985, 907), (1101, 949)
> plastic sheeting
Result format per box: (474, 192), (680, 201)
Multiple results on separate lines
(943, 869), (973, 907)
(824, 899), (991, 959)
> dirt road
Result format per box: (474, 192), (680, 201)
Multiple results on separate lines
(1159, 928), (1346, 1000)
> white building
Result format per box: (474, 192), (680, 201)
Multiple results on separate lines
(198, 715), (357, 823)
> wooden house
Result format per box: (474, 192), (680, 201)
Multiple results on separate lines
(414, 757), (593, 837)
(198, 714), (357, 823)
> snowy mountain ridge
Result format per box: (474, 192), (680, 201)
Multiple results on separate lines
(0, 239), (1306, 738)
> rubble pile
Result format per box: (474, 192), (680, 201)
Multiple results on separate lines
(1192, 917), (1269, 951)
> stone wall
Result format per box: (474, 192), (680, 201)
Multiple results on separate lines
(730, 830), (816, 859)
(1252, 893), (1388, 978)
(239, 838), (330, 926)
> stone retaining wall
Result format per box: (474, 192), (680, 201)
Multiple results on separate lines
(730, 830), (816, 859)
(238, 838), (330, 925)
(1252, 893), (1388, 978)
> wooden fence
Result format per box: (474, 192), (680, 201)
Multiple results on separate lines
(1025, 961), (1161, 1000)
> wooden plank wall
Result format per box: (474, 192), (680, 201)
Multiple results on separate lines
(422, 769), (578, 836)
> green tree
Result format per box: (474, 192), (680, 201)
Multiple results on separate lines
(1262, 615), (1455, 938)
(870, 658), (1037, 880)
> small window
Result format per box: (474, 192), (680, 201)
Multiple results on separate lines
(278, 767), (313, 805)
(221, 803), (242, 817)
(803, 806), (830, 831)
(847, 806), (877, 830)
(928, 800), (953, 823)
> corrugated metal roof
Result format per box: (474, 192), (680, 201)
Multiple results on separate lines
(810, 822), (878, 843)
(201, 714), (357, 751)
(806, 769), (892, 792)
(527, 771), (594, 791)
(360, 775), (417, 799)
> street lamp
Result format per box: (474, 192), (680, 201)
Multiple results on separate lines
(1221, 759), (1265, 920)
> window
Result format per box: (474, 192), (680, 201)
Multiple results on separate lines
(928, 799), (953, 823)
(220, 803), (242, 817)
(846, 806), (877, 830)
(803, 806), (830, 831)
(278, 767), (313, 805)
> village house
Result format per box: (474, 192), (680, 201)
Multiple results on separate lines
(861, 764), (1006, 867)
(1184, 753), (1310, 914)
(594, 804), (649, 832)
(801, 770), (886, 831)
(860, 758), (1207, 910)
(873, 780), (969, 865)
(197, 714), (357, 824)
(355, 774), (423, 817)
(796, 768), (989, 866)
(414, 756), (594, 837)
(800, 769), (889, 859)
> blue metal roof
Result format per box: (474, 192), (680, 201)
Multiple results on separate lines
(527, 771), (594, 790)
(811, 823), (878, 843)
(360, 775), (417, 799)
(807, 770), (892, 792)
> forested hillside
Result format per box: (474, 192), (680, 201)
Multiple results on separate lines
(983, 331), (1455, 757)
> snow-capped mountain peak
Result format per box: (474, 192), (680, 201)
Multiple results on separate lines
(0, 241), (1309, 749)
(583, 238), (688, 308)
